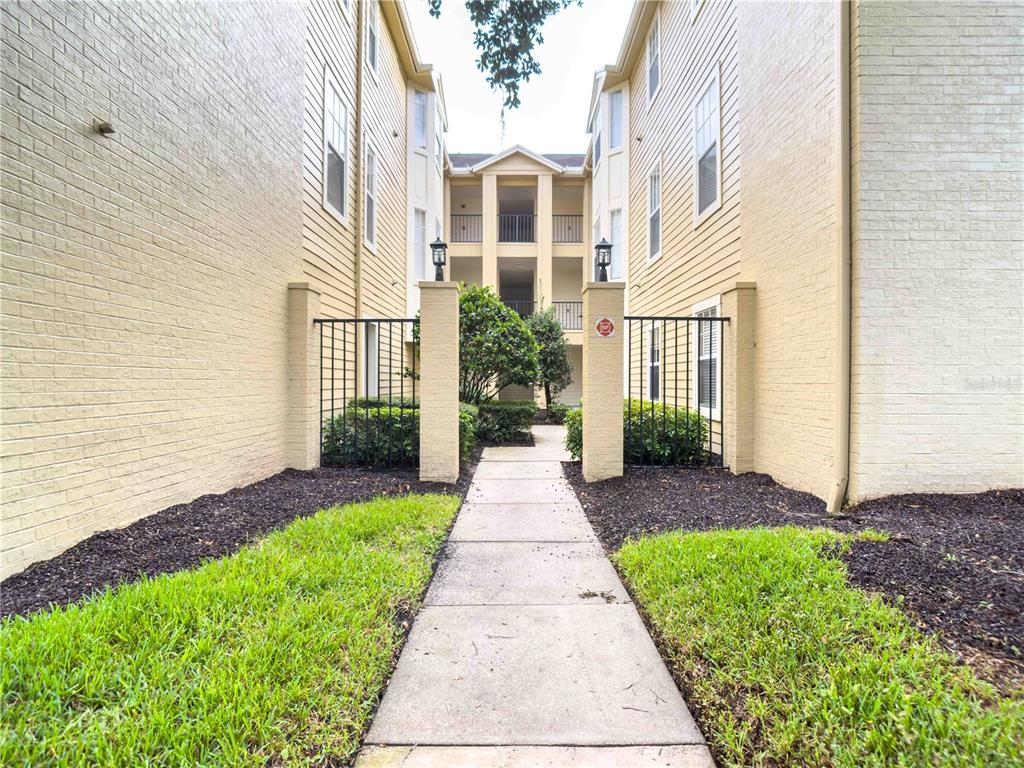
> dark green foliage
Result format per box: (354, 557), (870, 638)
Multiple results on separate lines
(458, 402), (479, 461)
(427, 0), (583, 110)
(476, 399), (537, 443)
(526, 306), (572, 406)
(459, 285), (540, 405)
(543, 401), (570, 424)
(564, 399), (708, 464)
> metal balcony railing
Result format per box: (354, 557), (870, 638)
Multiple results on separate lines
(502, 300), (536, 319)
(450, 214), (482, 243)
(553, 301), (583, 330)
(498, 214), (536, 243)
(553, 215), (583, 243)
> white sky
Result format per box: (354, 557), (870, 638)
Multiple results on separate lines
(405, 0), (634, 155)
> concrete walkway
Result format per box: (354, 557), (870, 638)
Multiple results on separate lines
(356, 425), (713, 767)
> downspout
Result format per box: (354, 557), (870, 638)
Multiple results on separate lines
(353, 0), (365, 319)
(827, 0), (852, 514)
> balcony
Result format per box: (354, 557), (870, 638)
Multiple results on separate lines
(553, 215), (583, 243)
(498, 214), (536, 243)
(502, 300), (582, 331)
(503, 299), (535, 319)
(451, 214), (482, 243)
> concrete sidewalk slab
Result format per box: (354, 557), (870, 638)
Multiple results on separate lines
(355, 745), (715, 768)
(425, 542), (629, 605)
(450, 503), (595, 542)
(367, 604), (702, 746)
(466, 478), (579, 505)
(472, 460), (563, 479)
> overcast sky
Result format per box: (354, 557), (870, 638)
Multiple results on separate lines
(405, 0), (634, 155)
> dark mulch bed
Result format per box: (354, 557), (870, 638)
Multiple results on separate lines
(563, 463), (1024, 688)
(2, 449), (480, 620)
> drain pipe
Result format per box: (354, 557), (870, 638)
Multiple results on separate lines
(827, 0), (852, 515)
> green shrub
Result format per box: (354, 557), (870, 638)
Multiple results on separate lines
(564, 399), (708, 464)
(348, 397), (417, 409)
(544, 402), (570, 424)
(476, 399), (537, 443)
(458, 403), (478, 462)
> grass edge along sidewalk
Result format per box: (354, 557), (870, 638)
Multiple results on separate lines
(1, 494), (460, 768)
(616, 526), (1024, 768)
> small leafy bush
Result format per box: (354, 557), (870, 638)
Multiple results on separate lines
(564, 399), (708, 464)
(458, 403), (478, 461)
(543, 402), (571, 424)
(476, 399), (537, 443)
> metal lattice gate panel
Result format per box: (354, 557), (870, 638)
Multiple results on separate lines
(316, 318), (419, 469)
(624, 315), (729, 467)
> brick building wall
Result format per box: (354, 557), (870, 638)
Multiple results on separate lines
(849, 1), (1024, 499)
(1, 1), (306, 577)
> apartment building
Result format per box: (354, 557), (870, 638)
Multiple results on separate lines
(0, 0), (444, 577)
(588, 0), (1023, 505)
(446, 147), (589, 405)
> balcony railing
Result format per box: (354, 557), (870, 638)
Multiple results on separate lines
(450, 214), (482, 243)
(553, 215), (583, 243)
(503, 300), (535, 319)
(498, 214), (536, 243)
(553, 301), (583, 331)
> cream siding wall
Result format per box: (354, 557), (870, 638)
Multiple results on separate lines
(849, 1), (1024, 499)
(1, 1), (306, 577)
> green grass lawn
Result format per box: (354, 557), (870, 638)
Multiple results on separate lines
(1, 494), (460, 768)
(616, 526), (1024, 768)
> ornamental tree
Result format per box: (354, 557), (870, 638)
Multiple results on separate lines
(526, 306), (572, 406)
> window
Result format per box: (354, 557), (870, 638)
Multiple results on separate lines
(364, 322), (379, 397)
(593, 106), (601, 166)
(693, 301), (721, 418)
(365, 143), (377, 246)
(366, 0), (378, 73)
(648, 322), (661, 401)
(413, 92), (428, 149)
(323, 71), (347, 220)
(609, 208), (623, 280)
(647, 16), (660, 103)
(694, 67), (721, 221)
(648, 165), (661, 260)
(609, 91), (623, 150)
(414, 209), (426, 281)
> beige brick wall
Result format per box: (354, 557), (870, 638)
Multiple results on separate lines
(1, 1), (306, 577)
(849, 1), (1024, 499)
(418, 282), (460, 483)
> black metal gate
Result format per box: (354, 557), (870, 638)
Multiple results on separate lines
(624, 314), (729, 467)
(316, 318), (419, 469)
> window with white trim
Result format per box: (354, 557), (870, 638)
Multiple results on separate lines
(647, 16), (660, 103)
(365, 143), (377, 246)
(648, 322), (661, 401)
(609, 208), (623, 280)
(414, 209), (426, 281)
(648, 165), (661, 260)
(364, 322), (379, 396)
(366, 0), (379, 73)
(413, 92), (428, 149)
(695, 305), (720, 416)
(609, 91), (623, 149)
(694, 68), (721, 220)
(323, 71), (347, 220)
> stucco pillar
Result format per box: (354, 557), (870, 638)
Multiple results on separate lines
(287, 282), (321, 470)
(536, 174), (553, 308)
(721, 282), (756, 474)
(419, 281), (460, 483)
(582, 282), (625, 482)
(482, 173), (498, 289)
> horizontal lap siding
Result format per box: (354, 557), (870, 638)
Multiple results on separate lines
(1, 1), (305, 576)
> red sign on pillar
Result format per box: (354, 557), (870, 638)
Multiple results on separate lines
(594, 317), (615, 338)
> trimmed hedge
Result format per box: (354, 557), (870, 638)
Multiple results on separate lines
(322, 402), (478, 468)
(565, 399), (708, 464)
(542, 402), (571, 424)
(476, 399), (537, 443)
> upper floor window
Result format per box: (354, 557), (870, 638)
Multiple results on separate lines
(647, 16), (660, 104)
(413, 92), (428, 149)
(648, 165), (661, 261)
(366, 0), (379, 74)
(323, 70), (347, 221)
(365, 143), (377, 246)
(609, 208), (623, 280)
(694, 67), (721, 222)
(609, 91), (623, 150)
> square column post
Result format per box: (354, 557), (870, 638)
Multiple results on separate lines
(482, 174), (498, 290)
(287, 282), (321, 470)
(721, 282), (756, 474)
(419, 281), (460, 483)
(536, 174), (553, 309)
(582, 282), (625, 482)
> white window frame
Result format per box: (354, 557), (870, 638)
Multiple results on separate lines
(366, 0), (379, 77)
(364, 320), (379, 397)
(646, 11), (661, 108)
(609, 208), (623, 280)
(692, 63), (723, 228)
(364, 140), (377, 249)
(692, 295), (721, 421)
(322, 68), (348, 224)
(646, 321), (662, 401)
(413, 91), (428, 150)
(647, 159), (662, 262)
(609, 90), (623, 151)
